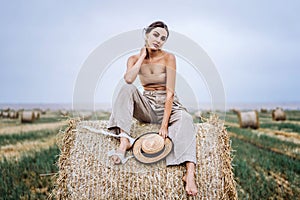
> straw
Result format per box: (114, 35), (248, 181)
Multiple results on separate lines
(53, 115), (237, 199)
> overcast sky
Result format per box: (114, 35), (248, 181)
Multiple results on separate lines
(0, 0), (299, 108)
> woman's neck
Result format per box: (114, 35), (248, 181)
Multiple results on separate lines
(147, 49), (164, 62)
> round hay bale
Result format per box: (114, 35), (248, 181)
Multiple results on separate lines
(17, 109), (24, 119)
(272, 107), (286, 121)
(74, 111), (93, 120)
(2, 111), (9, 118)
(231, 109), (239, 114)
(194, 111), (204, 123)
(194, 111), (202, 119)
(34, 111), (40, 120)
(237, 110), (259, 129)
(9, 110), (17, 119)
(260, 108), (268, 113)
(60, 110), (69, 117)
(53, 117), (237, 199)
(21, 111), (35, 123)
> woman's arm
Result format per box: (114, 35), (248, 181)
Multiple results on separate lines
(159, 53), (176, 138)
(124, 47), (147, 84)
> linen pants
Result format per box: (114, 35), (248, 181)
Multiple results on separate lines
(107, 83), (197, 165)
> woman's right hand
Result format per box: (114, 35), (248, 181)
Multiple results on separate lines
(140, 46), (147, 59)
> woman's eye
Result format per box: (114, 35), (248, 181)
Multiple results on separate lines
(153, 33), (159, 37)
(161, 36), (166, 41)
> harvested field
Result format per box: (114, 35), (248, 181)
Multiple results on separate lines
(0, 134), (57, 160)
(0, 111), (66, 198)
(1, 109), (299, 199)
(0, 121), (67, 135)
(226, 110), (300, 199)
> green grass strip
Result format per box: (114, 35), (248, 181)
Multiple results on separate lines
(232, 137), (300, 199)
(0, 145), (59, 200)
(34, 117), (67, 124)
(260, 123), (300, 134)
(0, 127), (65, 146)
(286, 110), (300, 121)
(225, 115), (239, 123)
(228, 126), (299, 155)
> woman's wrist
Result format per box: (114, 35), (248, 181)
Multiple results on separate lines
(160, 123), (168, 128)
(140, 53), (146, 60)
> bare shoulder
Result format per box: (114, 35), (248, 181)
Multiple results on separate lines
(163, 51), (176, 68)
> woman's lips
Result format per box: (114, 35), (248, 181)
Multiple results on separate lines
(153, 43), (159, 48)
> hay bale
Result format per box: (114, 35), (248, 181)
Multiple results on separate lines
(34, 111), (41, 120)
(231, 109), (239, 114)
(60, 110), (69, 117)
(9, 110), (18, 119)
(75, 111), (93, 120)
(272, 107), (286, 121)
(21, 111), (35, 123)
(53, 116), (237, 199)
(237, 110), (259, 129)
(17, 109), (24, 118)
(2, 111), (9, 118)
(260, 108), (268, 113)
(194, 111), (202, 119)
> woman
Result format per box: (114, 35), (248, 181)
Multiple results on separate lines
(107, 21), (198, 196)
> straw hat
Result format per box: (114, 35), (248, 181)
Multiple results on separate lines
(133, 132), (173, 164)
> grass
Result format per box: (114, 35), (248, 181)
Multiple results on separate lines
(0, 128), (64, 146)
(260, 123), (300, 134)
(0, 145), (59, 200)
(286, 110), (300, 121)
(34, 116), (67, 124)
(232, 136), (300, 199)
(227, 126), (299, 156)
(0, 113), (67, 126)
(1, 110), (300, 199)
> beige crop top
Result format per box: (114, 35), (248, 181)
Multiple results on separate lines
(138, 64), (166, 88)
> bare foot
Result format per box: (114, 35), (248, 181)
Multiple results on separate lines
(111, 137), (132, 165)
(182, 171), (198, 196)
(110, 149), (125, 165)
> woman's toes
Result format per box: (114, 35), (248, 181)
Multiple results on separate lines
(113, 156), (120, 164)
(111, 155), (121, 164)
(185, 173), (198, 196)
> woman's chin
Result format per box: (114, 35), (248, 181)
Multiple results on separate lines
(149, 46), (160, 51)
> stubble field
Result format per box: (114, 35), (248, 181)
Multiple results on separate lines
(0, 109), (299, 199)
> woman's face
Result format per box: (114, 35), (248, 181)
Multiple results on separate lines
(145, 27), (168, 50)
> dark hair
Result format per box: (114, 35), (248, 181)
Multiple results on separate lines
(145, 21), (169, 38)
(144, 21), (169, 59)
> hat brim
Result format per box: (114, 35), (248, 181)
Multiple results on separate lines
(132, 132), (173, 164)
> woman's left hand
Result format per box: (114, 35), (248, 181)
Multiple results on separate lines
(159, 126), (168, 139)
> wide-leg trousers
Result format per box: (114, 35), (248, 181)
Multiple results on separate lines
(107, 83), (197, 165)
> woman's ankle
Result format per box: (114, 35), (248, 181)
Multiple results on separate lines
(119, 138), (132, 151)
